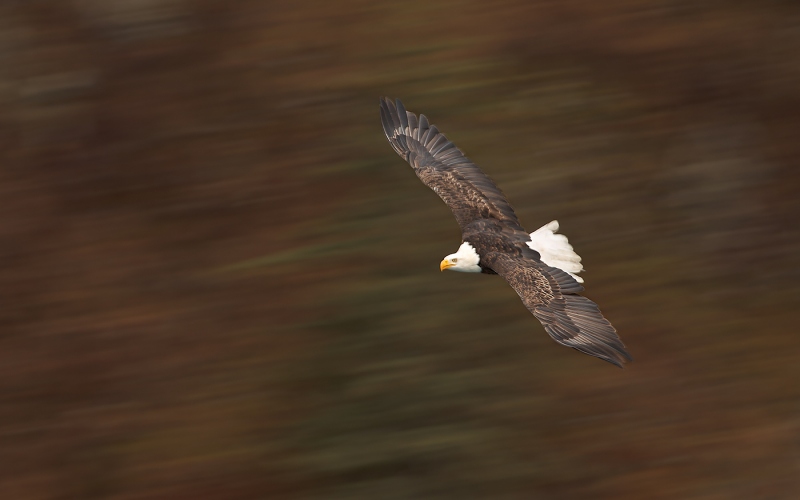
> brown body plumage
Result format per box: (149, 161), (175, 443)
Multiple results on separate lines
(380, 97), (631, 367)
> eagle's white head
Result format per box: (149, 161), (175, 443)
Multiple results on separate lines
(440, 242), (482, 273)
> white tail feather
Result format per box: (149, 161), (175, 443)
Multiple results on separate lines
(527, 220), (584, 283)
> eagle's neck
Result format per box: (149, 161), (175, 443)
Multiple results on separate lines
(450, 242), (482, 273)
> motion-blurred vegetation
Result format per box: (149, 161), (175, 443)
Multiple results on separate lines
(1, 1), (799, 498)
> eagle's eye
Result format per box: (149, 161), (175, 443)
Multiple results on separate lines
(451, 258), (458, 263)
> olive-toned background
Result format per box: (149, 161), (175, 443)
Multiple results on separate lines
(2, 1), (799, 499)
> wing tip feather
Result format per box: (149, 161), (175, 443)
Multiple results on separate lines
(536, 293), (631, 368)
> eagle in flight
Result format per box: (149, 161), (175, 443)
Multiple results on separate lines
(380, 98), (631, 367)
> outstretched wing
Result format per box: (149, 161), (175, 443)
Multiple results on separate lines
(380, 97), (522, 232)
(484, 252), (632, 367)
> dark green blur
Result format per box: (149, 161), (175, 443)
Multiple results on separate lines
(1, 1), (799, 498)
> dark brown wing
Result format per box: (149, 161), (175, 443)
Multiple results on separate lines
(380, 97), (523, 232)
(484, 252), (632, 367)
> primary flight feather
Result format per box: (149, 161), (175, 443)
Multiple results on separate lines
(380, 97), (631, 367)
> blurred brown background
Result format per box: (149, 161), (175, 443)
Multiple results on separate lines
(2, 1), (799, 498)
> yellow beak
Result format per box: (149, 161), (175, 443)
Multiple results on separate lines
(440, 259), (454, 271)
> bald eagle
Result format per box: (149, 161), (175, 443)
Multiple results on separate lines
(380, 98), (631, 367)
